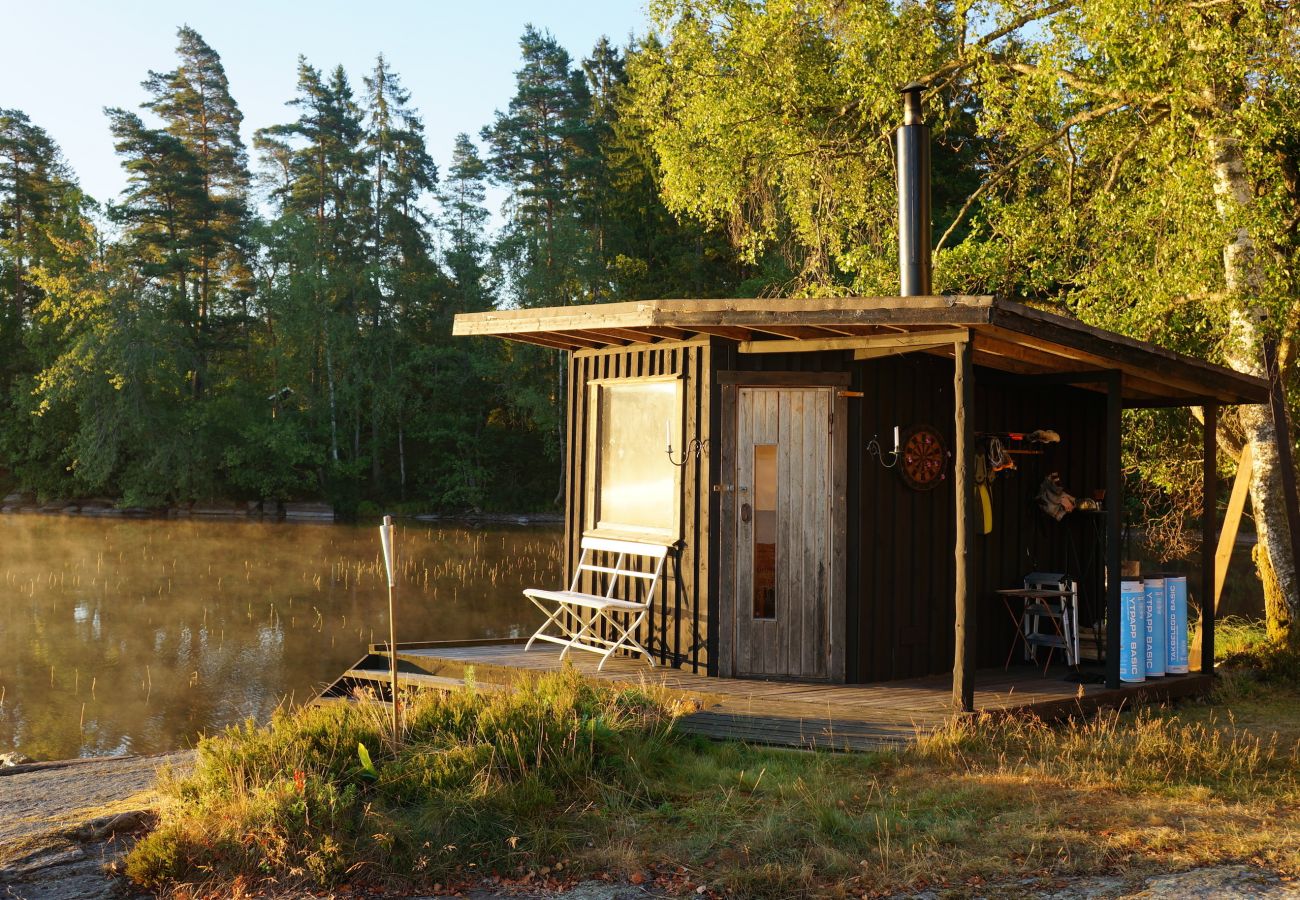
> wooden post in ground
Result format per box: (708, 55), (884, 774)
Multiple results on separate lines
(952, 333), (976, 713)
(1214, 442), (1253, 610)
(1192, 438), (1252, 669)
(1202, 404), (1218, 675)
(1105, 372), (1122, 690)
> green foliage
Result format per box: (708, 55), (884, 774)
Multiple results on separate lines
(0, 24), (742, 512)
(125, 669), (683, 891)
(356, 740), (378, 779)
(127, 667), (1300, 898)
(219, 411), (321, 502)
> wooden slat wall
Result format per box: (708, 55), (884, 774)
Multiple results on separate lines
(855, 354), (1107, 681)
(855, 354), (954, 681)
(563, 340), (1105, 683)
(566, 339), (715, 671)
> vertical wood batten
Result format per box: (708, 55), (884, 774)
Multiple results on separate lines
(952, 334), (975, 712)
(1201, 402), (1218, 675)
(565, 339), (713, 671)
(1105, 372), (1123, 690)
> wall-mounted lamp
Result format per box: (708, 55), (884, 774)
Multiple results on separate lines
(667, 437), (708, 468)
(666, 418), (707, 467)
(867, 425), (901, 468)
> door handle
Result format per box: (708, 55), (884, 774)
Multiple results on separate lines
(741, 502), (752, 523)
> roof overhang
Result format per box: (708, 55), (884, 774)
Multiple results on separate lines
(452, 295), (1268, 407)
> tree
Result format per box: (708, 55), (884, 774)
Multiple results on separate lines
(628, 1), (969, 292)
(126, 25), (252, 398)
(0, 110), (93, 495)
(440, 133), (493, 315)
(255, 60), (368, 471)
(360, 55), (441, 491)
(632, 0), (1300, 643)
(483, 25), (594, 309)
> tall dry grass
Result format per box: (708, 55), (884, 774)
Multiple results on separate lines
(126, 668), (684, 893)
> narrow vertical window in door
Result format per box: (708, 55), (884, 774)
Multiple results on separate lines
(753, 443), (777, 619)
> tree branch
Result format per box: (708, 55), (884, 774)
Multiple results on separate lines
(935, 98), (1129, 253)
(914, 1), (1073, 89)
(1102, 107), (1170, 192)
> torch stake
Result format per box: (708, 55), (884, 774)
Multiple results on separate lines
(380, 515), (399, 744)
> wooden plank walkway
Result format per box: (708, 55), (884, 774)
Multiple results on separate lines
(319, 640), (1213, 752)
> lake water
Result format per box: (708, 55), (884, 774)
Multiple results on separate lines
(0, 515), (560, 761)
(1, 514), (1268, 762)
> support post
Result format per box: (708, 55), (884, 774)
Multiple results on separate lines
(952, 334), (976, 712)
(1105, 372), (1122, 690)
(1202, 403), (1218, 675)
(1264, 339), (1300, 588)
(1214, 442), (1253, 610)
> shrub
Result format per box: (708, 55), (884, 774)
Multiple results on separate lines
(126, 669), (682, 893)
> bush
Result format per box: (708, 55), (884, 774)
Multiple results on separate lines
(126, 669), (682, 893)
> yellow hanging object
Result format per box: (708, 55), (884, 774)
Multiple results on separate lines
(975, 454), (993, 534)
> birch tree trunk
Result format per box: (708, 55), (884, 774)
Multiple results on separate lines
(1207, 119), (1299, 642)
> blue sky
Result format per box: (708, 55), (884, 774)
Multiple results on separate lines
(2, 0), (651, 206)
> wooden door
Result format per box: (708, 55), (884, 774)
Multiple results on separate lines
(733, 386), (837, 680)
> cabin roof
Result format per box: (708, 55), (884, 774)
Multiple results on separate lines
(451, 295), (1268, 407)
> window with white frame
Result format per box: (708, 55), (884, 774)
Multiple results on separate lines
(586, 376), (681, 539)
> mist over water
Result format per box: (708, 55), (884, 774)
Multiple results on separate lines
(0, 516), (560, 760)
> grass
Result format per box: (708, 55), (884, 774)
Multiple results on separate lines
(128, 634), (1300, 898)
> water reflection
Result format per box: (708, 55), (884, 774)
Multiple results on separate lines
(0, 516), (560, 760)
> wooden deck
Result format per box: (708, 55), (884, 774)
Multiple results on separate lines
(316, 639), (1214, 752)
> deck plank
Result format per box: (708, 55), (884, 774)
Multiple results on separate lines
(330, 641), (1213, 751)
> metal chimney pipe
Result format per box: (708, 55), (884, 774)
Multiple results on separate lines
(897, 83), (932, 297)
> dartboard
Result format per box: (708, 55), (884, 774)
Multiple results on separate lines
(899, 425), (947, 491)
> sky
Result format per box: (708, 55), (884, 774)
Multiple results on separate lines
(1, 0), (652, 207)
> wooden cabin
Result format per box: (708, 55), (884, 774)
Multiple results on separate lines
(451, 294), (1267, 710)
(438, 87), (1269, 718)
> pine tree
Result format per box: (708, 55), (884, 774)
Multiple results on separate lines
(105, 109), (205, 306)
(130, 25), (251, 397)
(440, 133), (492, 314)
(361, 55), (439, 492)
(256, 60), (368, 468)
(0, 109), (82, 323)
(482, 25), (593, 308)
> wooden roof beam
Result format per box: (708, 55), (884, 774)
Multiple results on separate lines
(743, 328), (971, 355)
(549, 330), (611, 349)
(637, 325), (691, 340)
(744, 324), (848, 340)
(573, 328), (638, 346)
(978, 324), (1220, 404)
(988, 303), (1267, 404)
(504, 332), (579, 351)
(690, 325), (754, 341)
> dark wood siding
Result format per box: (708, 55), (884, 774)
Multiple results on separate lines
(564, 338), (1106, 684)
(854, 354), (1107, 682)
(565, 339), (715, 672)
